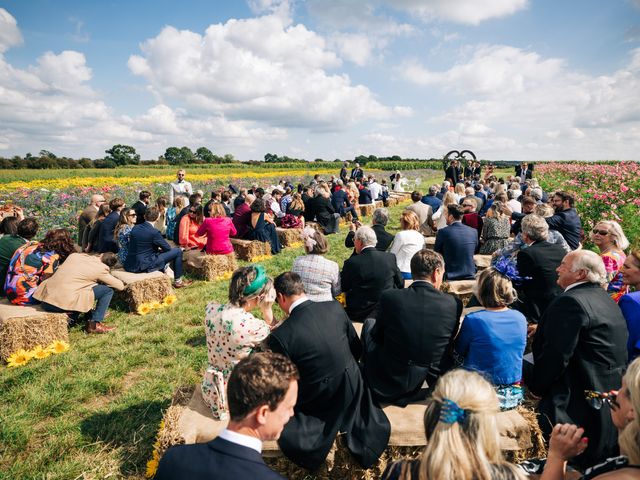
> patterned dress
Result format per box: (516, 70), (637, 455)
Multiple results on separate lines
(4, 242), (60, 305)
(201, 302), (271, 420)
(602, 249), (628, 302)
(480, 216), (511, 255)
(117, 225), (133, 265)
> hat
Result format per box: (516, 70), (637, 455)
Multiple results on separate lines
(228, 184), (239, 194)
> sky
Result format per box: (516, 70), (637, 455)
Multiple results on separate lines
(0, 0), (639, 161)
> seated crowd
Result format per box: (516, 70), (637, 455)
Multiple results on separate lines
(3, 162), (640, 480)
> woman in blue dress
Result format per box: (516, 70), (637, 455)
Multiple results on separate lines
(247, 198), (281, 254)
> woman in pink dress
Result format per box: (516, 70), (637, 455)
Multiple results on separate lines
(196, 203), (237, 255)
(591, 220), (630, 302)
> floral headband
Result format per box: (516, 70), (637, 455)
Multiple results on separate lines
(300, 227), (317, 251)
(491, 256), (531, 286)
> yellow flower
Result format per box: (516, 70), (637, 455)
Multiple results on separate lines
(335, 293), (347, 307)
(6, 349), (33, 367)
(162, 295), (177, 306)
(47, 340), (70, 354)
(249, 254), (272, 262)
(31, 345), (52, 360)
(213, 271), (232, 282)
(137, 303), (152, 315)
(145, 457), (159, 478)
(288, 241), (303, 249)
(149, 301), (162, 310)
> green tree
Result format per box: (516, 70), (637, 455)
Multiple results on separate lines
(196, 147), (215, 164)
(264, 153), (278, 163)
(164, 146), (194, 165)
(104, 144), (140, 166)
(39, 150), (57, 159)
(222, 153), (235, 164)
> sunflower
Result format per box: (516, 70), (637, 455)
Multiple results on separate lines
(214, 271), (232, 282)
(137, 303), (152, 315)
(6, 349), (33, 367)
(145, 457), (159, 478)
(162, 295), (177, 306)
(149, 301), (162, 310)
(31, 345), (52, 360)
(47, 340), (70, 354)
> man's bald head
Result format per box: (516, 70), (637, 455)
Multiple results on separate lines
(90, 194), (106, 206)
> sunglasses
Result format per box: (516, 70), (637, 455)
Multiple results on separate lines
(584, 389), (618, 410)
(592, 229), (610, 236)
(127, 213), (137, 217)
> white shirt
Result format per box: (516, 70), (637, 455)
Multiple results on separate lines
(368, 181), (382, 201)
(564, 281), (589, 292)
(289, 296), (309, 314)
(218, 428), (262, 453)
(390, 230), (426, 273)
(507, 199), (522, 214)
(169, 180), (193, 204)
(271, 200), (285, 218)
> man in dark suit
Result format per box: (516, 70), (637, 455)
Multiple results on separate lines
(341, 225), (403, 321)
(546, 191), (582, 250)
(97, 197), (124, 253)
(156, 352), (298, 480)
(421, 185), (442, 213)
(362, 249), (462, 405)
(350, 163), (364, 181)
(444, 159), (462, 183)
(344, 208), (394, 252)
(267, 273), (390, 471)
(525, 250), (628, 469)
(515, 215), (566, 324)
(131, 190), (151, 225)
(330, 180), (359, 221)
(435, 204), (478, 280)
(515, 162), (533, 180)
(306, 185), (340, 234)
(125, 207), (192, 288)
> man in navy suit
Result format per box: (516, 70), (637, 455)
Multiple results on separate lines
(156, 352), (299, 480)
(421, 185), (442, 213)
(331, 180), (359, 221)
(545, 191), (582, 250)
(124, 207), (192, 288)
(97, 197), (125, 253)
(434, 204), (478, 280)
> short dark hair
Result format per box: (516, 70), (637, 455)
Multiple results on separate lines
(274, 272), (305, 297)
(411, 191), (422, 202)
(521, 195), (536, 207)
(0, 216), (19, 235)
(554, 191), (574, 207)
(227, 352), (299, 421)
(410, 249), (444, 279)
(139, 190), (151, 201)
(188, 193), (201, 206)
(144, 206), (160, 222)
(447, 204), (464, 221)
(109, 198), (125, 211)
(251, 198), (267, 213)
(17, 217), (39, 240)
(101, 252), (118, 268)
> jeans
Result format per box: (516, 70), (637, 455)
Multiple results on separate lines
(342, 205), (359, 220)
(41, 284), (114, 323)
(152, 247), (183, 279)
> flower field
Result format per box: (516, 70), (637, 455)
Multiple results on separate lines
(536, 162), (640, 247)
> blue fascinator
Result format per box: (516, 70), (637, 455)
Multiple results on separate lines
(439, 398), (467, 424)
(491, 256), (531, 286)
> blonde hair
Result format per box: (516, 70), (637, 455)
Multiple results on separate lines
(592, 220), (630, 250)
(534, 203), (554, 218)
(474, 268), (517, 308)
(454, 183), (465, 195)
(402, 370), (524, 480)
(209, 202), (226, 218)
(401, 210), (420, 231)
(619, 358), (640, 464)
(442, 191), (457, 208)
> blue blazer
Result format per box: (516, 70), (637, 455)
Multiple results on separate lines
(97, 211), (120, 253)
(124, 222), (172, 273)
(331, 189), (350, 214)
(434, 222), (478, 280)
(156, 437), (284, 480)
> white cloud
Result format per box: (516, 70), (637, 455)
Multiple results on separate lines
(128, 13), (407, 129)
(68, 16), (90, 43)
(329, 33), (377, 66)
(0, 8), (22, 53)
(385, 0), (528, 25)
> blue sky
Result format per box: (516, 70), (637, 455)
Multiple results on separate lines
(0, 0), (639, 161)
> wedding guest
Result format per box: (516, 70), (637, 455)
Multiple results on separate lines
(479, 202), (511, 255)
(97, 198), (125, 253)
(389, 211), (425, 280)
(248, 198), (281, 255)
(405, 191), (434, 236)
(153, 196), (168, 235)
(84, 204), (110, 253)
(196, 203), (236, 255)
(280, 192), (305, 229)
(0, 217), (38, 292)
(435, 204), (478, 281)
(292, 228), (340, 301)
(591, 219), (629, 302)
(131, 190), (151, 225)
(344, 208), (394, 252)
(178, 204), (206, 250)
(168, 169), (193, 205)
(165, 196), (186, 241)
(620, 250), (640, 361)
(232, 194), (255, 239)
(432, 191), (456, 231)
(78, 194), (105, 247)
(115, 208), (137, 265)
(173, 193), (202, 244)
(546, 191), (582, 250)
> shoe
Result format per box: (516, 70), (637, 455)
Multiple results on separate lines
(174, 279), (194, 289)
(87, 322), (116, 334)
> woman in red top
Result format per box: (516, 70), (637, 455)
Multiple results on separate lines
(178, 204), (206, 250)
(196, 203), (237, 255)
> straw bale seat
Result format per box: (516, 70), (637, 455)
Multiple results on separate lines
(424, 236), (436, 250)
(230, 238), (271, 261)
(441, 279), (476, 305)
(359, 203), (376, 217)
(276, 228), (303, 248)
(0, 299), (68, 361)
(183, 251), (237, 281)
(374, 200), (384, 209)
(386, 197), (398, 207)
(474, 254), (493, 270)
(305, 222), (323, 233)
(111, 270), (174, 312)
(157, 385), (542, 479)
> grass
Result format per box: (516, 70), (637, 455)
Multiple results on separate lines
(0, 169), (507, 479)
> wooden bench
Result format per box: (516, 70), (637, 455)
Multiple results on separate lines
(0, 299), (68, 361)
(111, 270), (174, 313)
(230, 238), (271, 261)
(183, 250), (237, 281)
(276, 228), (303, 248)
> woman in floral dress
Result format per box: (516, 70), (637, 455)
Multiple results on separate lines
(591, 220), (630, 302)
(115, 208), (136, 265)
(202, 265), (277, 420)
(479, 201), (512, 255)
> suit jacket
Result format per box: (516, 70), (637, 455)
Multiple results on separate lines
(124, 222), (173, 273)
(515, 241), (566, 322)
(97, 211), (120, 253)
(444, 165), (462, 183)
(339, 167), (348, 180)
(526, 283), (628, 468)
(434, 222), (478, 280)
(364, 282), (462, 405)
(78, 205), (97, 246)
(350, 167), (364, 180)
(131, 200), (147, 225)
(344, 224), (394, 252)
(546, 208), (582, 250)
(330, 189), (350, 214)
(156, 437), (284, 480)
(405, 202), (433, 236)
(267, 300), (390, 471)
(307, 196), (336, 229)
(420, 194), (441, 213)
(341, 247), (403, 321)
(358, 188), (372, 205)
(33, 253), (124, 312)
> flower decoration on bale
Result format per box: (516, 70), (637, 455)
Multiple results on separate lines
(138, 295), (179, 315)
(145, 419), (165, 478)
(5, 340), (70, 367)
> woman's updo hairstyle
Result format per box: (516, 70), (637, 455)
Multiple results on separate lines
(228, 266), (273, 307)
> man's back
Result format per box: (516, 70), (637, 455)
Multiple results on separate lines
(546, 208), (582, 250)
(421, 194), (441, 212)
(364, 282), (461, 405)
(97, 211), (119, 253)
(434, 223), (477, 280)
(125, 223), (168, 272)
(157, 437), (283, 480)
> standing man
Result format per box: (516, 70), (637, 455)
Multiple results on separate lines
(131, 190), (151, 225)
(169, 169), (193, 205)
(525, 250), (628, 469)
(156, 353), (298, 480)
(350, 163), (364, 182)
(444, 159), (462, 183)
(78, 194), (105, 247)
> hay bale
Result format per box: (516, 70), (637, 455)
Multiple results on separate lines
(276, 228), (303, 248)
(442, 279), (476, 305)
(359, 203), (376, 217)
(184, 252), (237, 281)
(374, 201), (384, 209)
(386, 197), (398, 207)
(474, 254), (493, 270)
(111, 270), (174, 312)
(424, 237), (436, 250)
(305, 222), (323, 233)
(0, 300), (68, 361)
(230, 238), (271, 261)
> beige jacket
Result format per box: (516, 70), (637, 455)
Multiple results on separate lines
(33, 253), (125, 312)
(405, 202), (434, 236)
